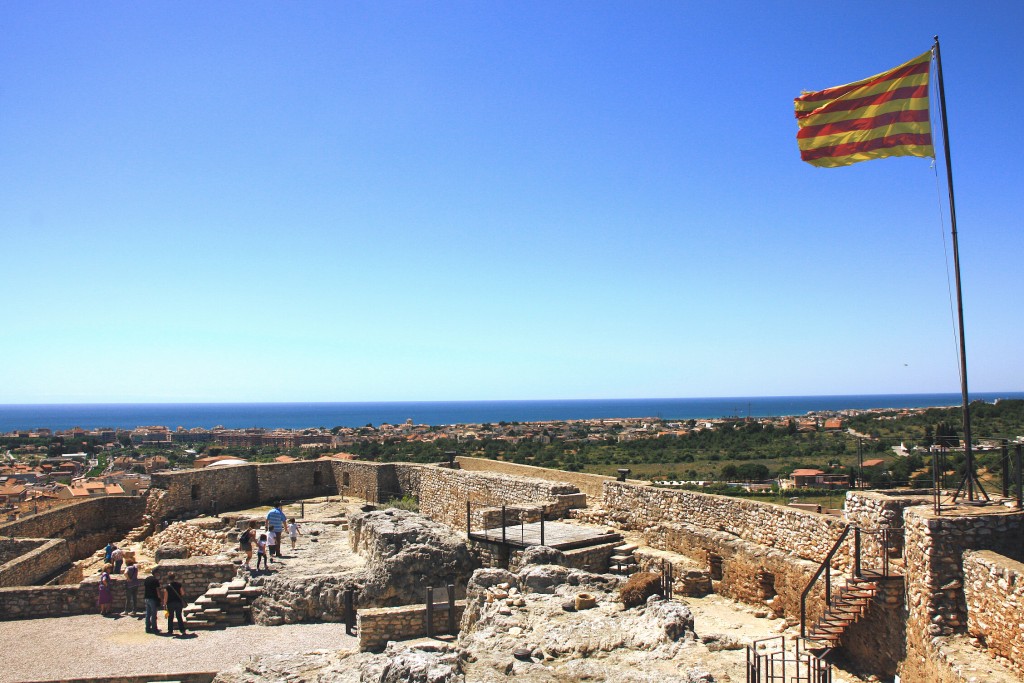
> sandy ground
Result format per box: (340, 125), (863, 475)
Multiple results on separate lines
(0, 613), (357, 683)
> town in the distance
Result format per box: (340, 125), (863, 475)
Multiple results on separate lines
(4, 399), (1022, 521)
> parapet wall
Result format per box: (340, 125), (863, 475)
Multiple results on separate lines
(418, 466), (585, 529)
(598, 481), (846, 564)
(963, 549), (1024, 678)
(900, 505), (1024, 682)
(455, 456), (612, 500)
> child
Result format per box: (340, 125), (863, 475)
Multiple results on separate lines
(287, 518), (301, 550)
(255, 533), (268, 571)
(265, 528), (277, 563)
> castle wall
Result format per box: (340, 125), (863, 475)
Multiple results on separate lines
(151, 466), (259, 517)
(455, 456), (612, 500)
(417, 466), (584, 529)
(963, 550), (1024, 678)
(899, 505), (1024, 683)
(598, 481), (846, 564)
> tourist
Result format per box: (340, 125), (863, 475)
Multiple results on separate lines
(266, 502), (287, 557)
(111, 545), (124, 574)
(287, 518), (301, 550)
(104, 541), (115, 564)
(123, 560), (140, 615)
(161, 572), (187, 636)
(143, 570), (162, 633)
(97, 563), (113, 616)
(266, 527), (277, 563)
(239, 521), (256, 570)
(255, 533), (269, 571)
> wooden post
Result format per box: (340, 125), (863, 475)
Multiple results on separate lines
(466, 500), (471, 537)
(501, 505), (506, 544)
(447, 584), (456, 635)
(425, 587), (434, 637)
(343, 589), (354, 635)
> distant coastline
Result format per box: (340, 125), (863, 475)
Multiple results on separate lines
(2, 392), (1023, 433)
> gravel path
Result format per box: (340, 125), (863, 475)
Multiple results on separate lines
(0, 613), (357, 683)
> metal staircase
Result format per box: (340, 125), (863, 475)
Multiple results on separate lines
(799, 525), (903, 648)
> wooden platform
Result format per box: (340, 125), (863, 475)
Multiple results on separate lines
(469, 521), (622, 550)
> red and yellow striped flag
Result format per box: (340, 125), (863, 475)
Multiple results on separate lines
(795, 50), (934, 168)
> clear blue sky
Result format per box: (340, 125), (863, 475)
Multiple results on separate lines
(2, 2), (1021, 403)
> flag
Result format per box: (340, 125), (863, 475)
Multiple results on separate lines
(795, 50), (934, 168)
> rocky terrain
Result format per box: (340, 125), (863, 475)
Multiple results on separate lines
(214, 553), (804, 683)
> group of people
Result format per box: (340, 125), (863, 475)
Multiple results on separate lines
(97, 544), (140, 616)
(96, 547), (186, 635)
(238, 502), (301, 572)
(98, 503), (302, 634)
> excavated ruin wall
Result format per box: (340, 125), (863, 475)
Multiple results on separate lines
(0, 538), (70, 587)
(0, 496), (145, 560)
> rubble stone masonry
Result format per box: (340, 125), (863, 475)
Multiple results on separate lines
(900, 505), (1024, 682)
(963, 549), (1024, 678)
(0, 538), (70, 588)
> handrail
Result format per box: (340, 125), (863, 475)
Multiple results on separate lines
(800, 523), (851, 639)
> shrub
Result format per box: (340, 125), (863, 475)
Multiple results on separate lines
(620, 571), (661, 608)
(383, 494), (419, 512)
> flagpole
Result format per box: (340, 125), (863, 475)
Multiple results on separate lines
(934, 35), (986, 502)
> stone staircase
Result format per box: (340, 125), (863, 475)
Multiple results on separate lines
(609, 543), (639, 575)
(183, 578), (262, 630)
(805, 570), (887, 645)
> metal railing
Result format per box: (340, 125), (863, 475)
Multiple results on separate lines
(799, 524), (903, 639)
(747, 636), (831, 683)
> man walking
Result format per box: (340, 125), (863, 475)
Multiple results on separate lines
(266, 502), (287, 557)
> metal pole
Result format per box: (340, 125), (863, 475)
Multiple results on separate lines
(1016, 445), (1022, 510)
(934, 35), (985, 503)
(1002, 442), (1010, 498)
(466, 500), (471, 537)
(501, 505), (506, 544)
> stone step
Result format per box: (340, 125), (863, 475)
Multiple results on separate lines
(611, 554), (636, 564)
(614, 544), (638, 554)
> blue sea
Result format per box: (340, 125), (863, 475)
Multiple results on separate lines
(1, 393), (1023, 433)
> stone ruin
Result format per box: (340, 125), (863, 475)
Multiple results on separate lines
(2, 456), (1024, 682)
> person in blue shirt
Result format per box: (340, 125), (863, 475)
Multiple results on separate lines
(265, 502), (287, 557)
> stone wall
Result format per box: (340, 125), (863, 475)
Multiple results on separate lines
(329, 460), (392, 502)
(963, 549), (1024, 678)
(418, 466), (584, 529)
(597, 481), (846, 564)
(151, 460), (337, 519)
(255, 460), (337, 503)
(0, 496), (146, 560)
(0, 538), (71, 587)
(455, 456), (612, 500)
(357, 601), (466, 651)
(151, 466), (259, 518)
(153, 557), (238, 598)
(900, 505), (1024, 683)
(0, 556), (236, 621)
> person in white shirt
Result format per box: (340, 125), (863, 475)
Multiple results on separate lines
(287, 518), (301, 550)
